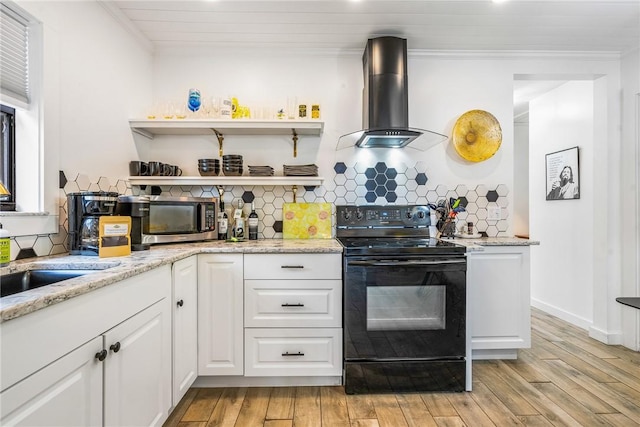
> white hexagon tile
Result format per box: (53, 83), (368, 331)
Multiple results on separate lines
(9, 166), (510, 260)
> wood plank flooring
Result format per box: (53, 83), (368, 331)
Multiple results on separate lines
(164, 309), (640, 427)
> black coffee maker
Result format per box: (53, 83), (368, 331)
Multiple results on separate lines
(115, 195), (150, 251)
(67, 191), (119, 255)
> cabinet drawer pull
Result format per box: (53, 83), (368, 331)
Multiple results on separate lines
(281, 303), (304, 307)
(109, 342), (121, 353)
(281, 265), (304, 269)
(177, 299), (184, 307)
(95, 349), (107, 362)
(282, 351), (305, 357)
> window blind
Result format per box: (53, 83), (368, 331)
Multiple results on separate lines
(0, 4), (29, 105)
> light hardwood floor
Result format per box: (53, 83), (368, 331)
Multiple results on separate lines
(164, 308), (640, 427)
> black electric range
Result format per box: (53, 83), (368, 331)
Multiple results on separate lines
(337, 205), (468, 394)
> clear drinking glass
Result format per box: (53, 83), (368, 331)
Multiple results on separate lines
(209, 97), (221, 118)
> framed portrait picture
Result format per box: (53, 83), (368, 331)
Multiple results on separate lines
(546, 146), (580, 201)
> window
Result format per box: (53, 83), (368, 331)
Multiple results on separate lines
(1, 2), (29, 212)
(0, 104), (16, 211)
(0, 3), (30, 105)
(0, 1), (57, 237)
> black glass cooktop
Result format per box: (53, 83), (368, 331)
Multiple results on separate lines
(337, 237), (466, 256)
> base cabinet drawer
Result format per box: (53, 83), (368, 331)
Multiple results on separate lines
(244, 254), (342, 280)
(244, 328), (342, 377)
(245, 280), (341, 328)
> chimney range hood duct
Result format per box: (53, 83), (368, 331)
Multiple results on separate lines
(337, 36), (447, 150)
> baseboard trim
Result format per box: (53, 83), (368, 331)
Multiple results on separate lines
(531, 299), (591, 330)
(589, 325), (623, 345)
(193, 375), (343, 388)
(472, 349), (518, 360)
(531, 299), (625, 345)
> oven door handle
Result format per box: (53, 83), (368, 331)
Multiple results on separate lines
(348, 259), (466, 266)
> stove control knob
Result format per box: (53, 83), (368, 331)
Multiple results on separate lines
(343, 211), (351, 220)
(417, 211), (425, 219)
(406, 211), (413, 219)
(356, 211), (364, 220)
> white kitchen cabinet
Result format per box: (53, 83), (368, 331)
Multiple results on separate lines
(243, 253), (342, 377)
(104, 298), (171, 427)
(244, 253), (342, 281)
(0, 336), (103, 427)
(171, 256), (198, 406)
(245, 328), (342, 377)
(0, 265), (173, 427)
(244, 279), (341, 328)
(197, 253), (244, 375)
(467, 246), (531, 359)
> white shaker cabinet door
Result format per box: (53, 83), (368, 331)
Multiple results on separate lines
(0, 336), (103, 427)
(104, 298), (172, 427)
(198, 253), (244, 376)
(467, 246), (531, 359)
(172, 256), (199, 405)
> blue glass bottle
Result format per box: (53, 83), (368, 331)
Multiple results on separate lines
(188, 88), (201, 112)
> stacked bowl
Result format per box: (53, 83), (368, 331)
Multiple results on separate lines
(198, 159), (220, 176)
(222, 154), (243, 176)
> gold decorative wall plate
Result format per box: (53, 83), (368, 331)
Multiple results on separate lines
(452, 110), (502, 162)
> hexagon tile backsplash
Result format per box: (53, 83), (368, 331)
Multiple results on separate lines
(6, 163), (509, 260)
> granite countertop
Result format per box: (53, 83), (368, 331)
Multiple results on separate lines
(0, 239), (344, 323)
(448, 236), (540, 252)
(0, 236), (537, 323)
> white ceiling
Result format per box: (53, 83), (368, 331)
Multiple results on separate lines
(107, 0), (640, 54)
(104, 0), (639, 123)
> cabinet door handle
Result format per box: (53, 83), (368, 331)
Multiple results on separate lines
(281, 351), (304, 357)
(177, 299), (184, 307)
(281, 265), (304, 269)
(109, 342), (121, 353)
(95, 349), (107, 361)
(281, 303), (304, 307)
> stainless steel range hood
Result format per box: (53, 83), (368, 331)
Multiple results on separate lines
(337, 36), (447, 150)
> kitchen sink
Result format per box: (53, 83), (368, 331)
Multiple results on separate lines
(0, 269), (102, 298)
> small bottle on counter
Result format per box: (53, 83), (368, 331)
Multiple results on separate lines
(298, 102), (308, 119)
(311, 104), (320, 119)
(220, 96), (233, 119)
(0, 222), (10, 267)
(218, 201), (228, 240)
(233, 200), (245, 239)
(248, 202), (259, 240)
(428, 211), (438, 238)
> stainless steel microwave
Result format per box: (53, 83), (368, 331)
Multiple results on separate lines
(142, 196), (218, 245)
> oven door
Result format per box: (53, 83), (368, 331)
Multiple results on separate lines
(344, 254), (466, 361)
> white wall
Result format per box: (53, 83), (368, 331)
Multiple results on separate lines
(20, 1), (154, 180)
(149, 51), (620, 221)
(620, 47), (640, 350)
(513, 121), (529, 237)
(529, 81), (595, 328)
(149, 52), (518, 194)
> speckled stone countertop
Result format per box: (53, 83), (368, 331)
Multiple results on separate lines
(447, 236), (540, 251)
(0, 239), (343, 323)
(0, 237), (538, 322)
